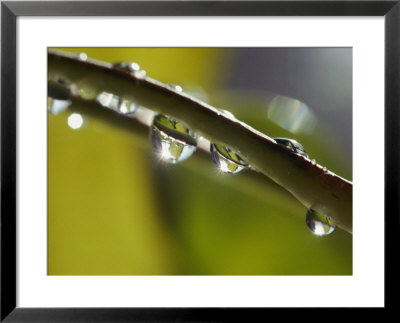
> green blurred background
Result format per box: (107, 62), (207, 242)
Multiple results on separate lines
(48, 48), (352, 275)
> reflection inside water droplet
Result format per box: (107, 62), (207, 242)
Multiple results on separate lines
(48, 97), (71, 115)
(151, 115), (197, 164)
(119, 100), (137, 114)
(210, 144), (248, 174)
(305, 208), (336, 236)
(68, 113), (85, 130)
(274, 137), (308, 158)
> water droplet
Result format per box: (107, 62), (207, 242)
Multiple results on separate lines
(218, 109), (236, 119)
(79, 52), (88, 61)
(210, 143), (248, 174)
(151, 114), (197, 164)
(274, 137), (308, 158)
(311, 159), (316, 165)
(48, 97), (71, 115)
(305, 208), (336, 236)
(67, 113), (86, 130)
(167, 84), (183, 92)
(119, 100), (137, 115)
(114, 61), (146, 78)
(133, 69), (146, 79)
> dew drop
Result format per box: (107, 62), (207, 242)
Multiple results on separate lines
(119, 100), (137, 115)
(274, 137), (308, 158)
(167, 84), (183, 92)
(113, 61), (141, 73)
(218, 109), (236, 120)
(48, 97), (71, 115)
(78, 52), (88, 61)
(113, 61), (146, 78)
(151, 114), (197, 164)
(305, 208), (336, 236)
(210, 143), (248, 174)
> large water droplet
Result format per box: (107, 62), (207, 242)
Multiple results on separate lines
(305, 208), (336, 236)
(274, 137), (308, 158)
(151, 114), (197, 164)
(210, 144), (248, 174)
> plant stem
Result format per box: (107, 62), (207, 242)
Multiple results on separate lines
(48, 49), (352, 233)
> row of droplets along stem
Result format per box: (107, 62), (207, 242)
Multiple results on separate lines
(48, 56), (336, 237)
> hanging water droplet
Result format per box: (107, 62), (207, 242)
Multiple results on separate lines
(305, 208), (336, 236)
(274, 137), (309, 158)
(210, 143), (249, 174)
(48, 97), (71, 115)
(119, 100), (137, 115)
(151, 114), (197, 164)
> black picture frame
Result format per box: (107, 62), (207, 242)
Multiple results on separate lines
(1, 1), (399, 321)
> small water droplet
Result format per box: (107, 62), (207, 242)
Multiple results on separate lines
(67, 113), (86, 130)
(79, 52), (88, 61)
(210, 143), (248, 174)
(113, 61), (141, 73)
(119, 100), (137, 115)
(274, 137), (309, 158)
(114, 61), (146, 78)
(167, 84), (183, 92)
(218, 109), (236, 119)
(305, 208), (336, 236)
(151, 114), (197, 164)
(48, 97), (71, 115)
(311, 159), (316, 165)
(133, 69), (146, 79)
